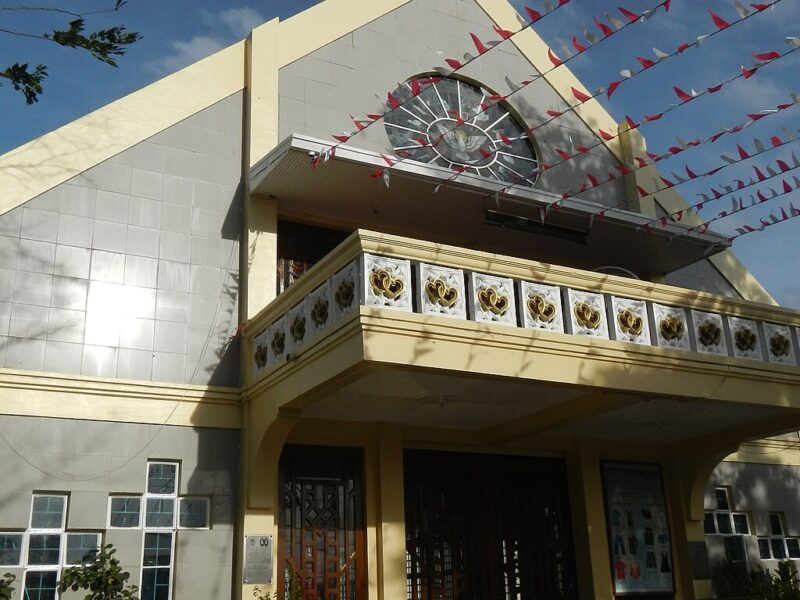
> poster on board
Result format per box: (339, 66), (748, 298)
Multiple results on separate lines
(602, 462), (674, 595)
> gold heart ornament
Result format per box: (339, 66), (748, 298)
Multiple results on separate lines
(659, 316), (685, 341)
(617, 309), (644, 336)
(574, 302), (601, 330)
(478, 286), (509, 316)
(271, 330), (286, 356)
(334, 280), (355, 310)
(527, 295), (557, 323)
(770, 333), (791, 357)
(290, 316), (306, 342)
(369, 268), (405, 300)
(310, 298), (329, 327)
(254, 343), (268, 369)
(734, 328), (757, 353)
(425, 278), (459, 308)
(698, 321), (722, 347)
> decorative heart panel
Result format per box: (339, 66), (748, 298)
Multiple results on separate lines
(763, 322), (797, 365)
(566, 289), (608, 339)
(469, 273), (516, 325)
(691, 310), (728, 356)
(418, 263), (466, 319)
(611, 297), (651, 345)
(651, 303), (690, 350)
(332, 260), (360, 322)
(727, 316), (763, 361)
(364, 253), (412, 311)
(519, 281), (564, 333)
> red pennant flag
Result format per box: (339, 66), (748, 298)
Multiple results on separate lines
(707, 166), (722, 176)
(615, 164), (632, 175)
(736, 180), (745, 189)
(332, 134), (350, 143)
(571, 87), (592, 103)
(607, 80), (622, 98)
(548, 48), (562, 67)
(646, 151), (661, 162)
(410, 79), (421, 97)
(558, 0), (570, 5)
(642, 223), (653, 235)
(499, 132), (514, 146)
(572, 36), (587, 53)
(677, 42), (690, 53)
(479, 148), (493, 159)
(754, 50), (780, 61)
(771, 137), (784, 148)
(636, 56), (656, 69)
(754, 166), (767, 181)
(597, 210), (606, 221)
(636, 185), (648, 198)
(618, 6), (640, 23)
(644, 113), (664, 122)
(595, 18), (614, 37)
(349, 115), (366, 131)
(708, 9), (730, 30)
(751, 4), (771, 11)
(625, 115), (639, 130)
(470, 33), (490, 55)
(576, 145), (590, 154)
(660, 216), (668, 226)
(668, 146), (683, 155)
(710, 131), (727, 143)
(777, 160), (790, 172)
(413, 137), (429, 147)
(445, 58), (463, 70)
(675, 210), (683, 221)
(741, 65), (758, 79)
(758, 190), (768, 202)
(311, 155), (322, 169)
(664, 0), (672, 10)
(452, 111), (465, 125)
(781, 206), (790, 220)
(686, 165), (698, 179)
(708, 84), (724, 93)
(587, 173), (600, 187)
(493, 24), (514, 40)
(660, 177), (674, 188)
(555, 148), (572, 160)
(525, 6), (543, 22)
(783, 180), (793, 193)
(380, 154), (396, 167)
(598, 129), (615, 141)
(737, 145), (750, 159)
(673, 86), (693, 102)
(387, 92), (401, 109)
(606, 172), (616, 182)
(367, 113), (383, 120)
(747, 113), (767, 121)
(547, 110), (563, 117)
(368, 169), (384, 180)
(634, 157), (647, 168)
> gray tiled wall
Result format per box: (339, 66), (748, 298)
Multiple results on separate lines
(277, 0), (626, 208)
(0, 414), (239, 600)
(0, 92), (243, 386)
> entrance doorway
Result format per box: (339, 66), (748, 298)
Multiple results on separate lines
(404, 450), (578, 600)
(278, 445), (366, 600)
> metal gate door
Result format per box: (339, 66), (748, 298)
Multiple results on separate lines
(278, 445), (365, 600)
(404, 450), (578, 600)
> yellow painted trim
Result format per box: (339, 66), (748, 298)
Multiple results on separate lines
(0, 41), (246, 218)
(474, 0), (625, 163)
(274, 0), (413, 68)
(0, 368), (240, 428)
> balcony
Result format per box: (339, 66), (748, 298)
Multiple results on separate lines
(243, 230), (800, 445)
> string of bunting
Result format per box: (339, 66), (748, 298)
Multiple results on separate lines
(318, 0), (674, 176)
(414, 12), (793, 203)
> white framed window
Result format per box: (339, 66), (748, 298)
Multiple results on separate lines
(108, 496), (143, 528)
(178, 497), (210, 530)
(29, 495), (67, 530)
(704, 488), (749, 565)
(65, 533), (102, 566)
(147, 463), (178, 496)
(141, 531), (175, 600)
(139, 461), (180, 600)
(757, 513), (800, 560)
(0, 532), (24, 567)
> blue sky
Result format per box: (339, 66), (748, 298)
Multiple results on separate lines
(0, 0), (797, 307)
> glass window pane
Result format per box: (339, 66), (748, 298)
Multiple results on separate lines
(141, 567), (171, 600)
(147, 463), (177, 495)
(110, 496), (141, 528)
(27, 533), (62, 565)
(758, 538), (772, 559)
(716, 513), (732, 535)
(732, 514), (749, 534)
(715, 488), (730, 511)
(0, 533), (23, 565)
(143, 532), (172, 567)
(724, 536), (746, 563)
(772, 538), (787, 560)
(24, 570), (58, 600)
(31, 496), (65, 529)
(786, 538), (800, 559)
(146, 498), (175, 528)
(179, 498), (209, 529)
(66, 533), (101, 564)
(704, 512), (716, 534)
(770, 513), (784, 536)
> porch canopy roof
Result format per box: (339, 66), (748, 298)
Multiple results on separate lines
(250, 133), (729, 277)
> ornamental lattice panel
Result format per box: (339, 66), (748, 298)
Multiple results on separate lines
(279, 446), (365, 600)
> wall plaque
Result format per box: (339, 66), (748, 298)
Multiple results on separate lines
(243, 535), (273, 584)
(601, 462), (675, 595)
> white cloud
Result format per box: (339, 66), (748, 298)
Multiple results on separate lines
(147, 7), (265, 77)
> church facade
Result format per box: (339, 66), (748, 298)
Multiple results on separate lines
(0, 1), (799, 599)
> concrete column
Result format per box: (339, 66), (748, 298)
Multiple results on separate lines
(375, 423), (407, 600)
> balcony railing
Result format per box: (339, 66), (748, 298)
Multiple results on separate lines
(245, 230), (799, 384)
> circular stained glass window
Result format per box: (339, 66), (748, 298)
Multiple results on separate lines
(384, 77), (539, 187)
